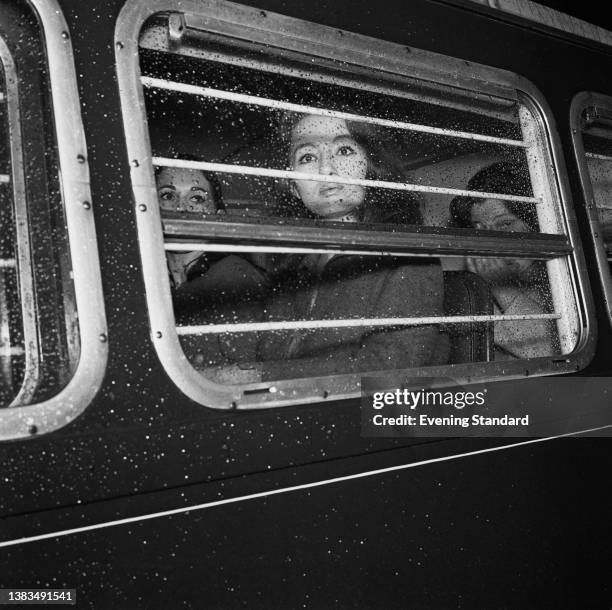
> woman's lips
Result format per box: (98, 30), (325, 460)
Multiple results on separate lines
(320, 185), (342, 197)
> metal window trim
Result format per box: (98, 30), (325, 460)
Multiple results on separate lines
(139, 18), (519, 125)
(162, 217), (573, 259)
(115, 0), (595, 411)
(517, 95), (585, 356)
(0, 35), (41, 406)
(177, 7), (518, 102)
(463, 0), (612, 50)
(0, 0), (108, 440)
(570, 91), (612, 327)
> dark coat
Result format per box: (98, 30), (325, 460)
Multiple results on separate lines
(257, 255), (449, 380)
(176, 254), (449, 380)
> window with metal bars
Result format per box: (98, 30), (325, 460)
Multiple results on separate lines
(117, 2), (590, 409)
(571, 93), (612, 327)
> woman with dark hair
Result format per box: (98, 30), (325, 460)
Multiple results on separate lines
(449, 162), (537, 231)
(207, 113), (449, 383)
(155, 162), (271, 321)
(155, 163), (227, 289)
(449, 161), (558, 359)
(272, 113), (423, 226)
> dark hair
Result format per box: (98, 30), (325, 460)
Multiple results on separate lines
(273, 113), (422, 225)
(154, 152), (225, 211)
(449, 161), (537, 231)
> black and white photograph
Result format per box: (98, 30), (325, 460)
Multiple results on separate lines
(1, 0), (612, 607)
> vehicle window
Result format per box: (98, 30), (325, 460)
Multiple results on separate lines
(584, 151), (612, 236)
(570, 94), (612, 326)
(577, 106), (612, 249)
(0, 0), (106, 438)
(117, 3), (589, 409)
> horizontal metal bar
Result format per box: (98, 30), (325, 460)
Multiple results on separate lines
(0, 258), (16, 268)
(0, 346), (25, 356)
(165, 243), (435, 257)
(143, 76), (527, 149)
(585, 152), (612, 161)
(176, 313), (561, 335)
(162, 217), (572, 259)
(153, 157), (540, 205)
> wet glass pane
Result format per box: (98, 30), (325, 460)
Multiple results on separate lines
(172, 251), (448, 381)
(0, 0), (80, 407)
(139, 42), (560, 235)
(0, 50), (25, 404)
(582, 113), (612, 260)
(167, 248), (562, 383)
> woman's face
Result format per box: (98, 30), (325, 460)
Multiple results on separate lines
(470, 199), (530, 233)
(289, 116), (368, 219)
(156, 167), (218, 214)
(470, 199), (533, 281)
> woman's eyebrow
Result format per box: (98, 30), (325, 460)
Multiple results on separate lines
(333, 134), (355, 142)
(291, 140), (317, 151)
(293, 134), (353, 146)
(157, 184), (176, 190)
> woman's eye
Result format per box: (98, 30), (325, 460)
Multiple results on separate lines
(337, 144), (355, 156)
(297, 152), (317, 165)
(190, 193), (208, 204)
(158, 190), (175, 201)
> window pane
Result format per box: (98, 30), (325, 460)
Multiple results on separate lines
(169, 248), (563, 383)
(582, 122), (612, 255)
(141, 47), (561, 235)
(0, 0), (80, 408)
(0, 60), (25, 403)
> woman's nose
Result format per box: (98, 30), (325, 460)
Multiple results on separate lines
(319, 149), (336, 174)
(179, 193), (198, 211)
